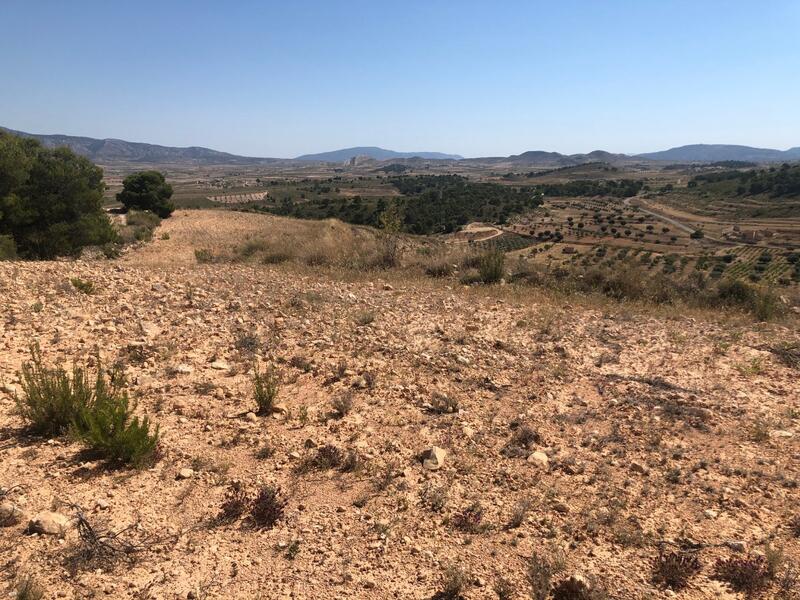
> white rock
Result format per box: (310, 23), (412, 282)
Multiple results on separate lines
(422, 446), (447, 471)
(527, 451), (549, 469)
(27, 511), (70, 535)
(176, 468), (195, 480)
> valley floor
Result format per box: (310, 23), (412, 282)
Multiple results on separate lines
(1, 211), (798, 599)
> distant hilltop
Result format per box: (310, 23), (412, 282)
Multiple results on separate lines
(2, 127), (798, 166)
(635, 144), (800, 163)
(295, 146), (463, 162)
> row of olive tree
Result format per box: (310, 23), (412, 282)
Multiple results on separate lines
(0, 130), (174, 259)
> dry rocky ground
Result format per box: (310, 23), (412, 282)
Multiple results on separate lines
(1, 210), (799, 599)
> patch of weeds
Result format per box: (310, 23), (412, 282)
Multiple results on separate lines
(215, 482), (251, 525)
(421, 482), (449, 512)
(652, 547), (702, 590)
(14, 575), (45, 600)
(506, 499), (532, 529)
(493, 576), (516, 600)
(425, 261), (454, 278)
(234, 332), (260, 354)
(713, 553), (771, 595)
(297, 444), (344, 473)
(551, 576), (607, 600)
(16, 345), (161, 467)
(332, 392), (353, 418)
(451, 501), (486, 533)
(194, 248), (214, 264)
(429, 392), (459, 414)
(73, 389), (161, 468)
(160, 232), (170, 240)
(789, 514), (800, 538)
(478, 250), (505, 284)
(749, 418), (771, 443)
(612, 519), (647, 547)
(765, 543), (786, 578)
(15, 344), (95, 436)
(528, 550), (566, 600)
(735, 357), (765, 377)
(501, 424), (542, 458)
(374, 461), (398, 492)
(255, 443), (275, 460)
(339, 448), (363, 473)
(31, 301), (43, 313)
(250, 485), (287, 530)
(432, 565), (468, 600)
(354, 310), (375, 326)
(253, 364), (280, 415)
(289, 355), (313, 372)
(70, 277), (94, 294)
(770, 342), (800, 369)
(284, 540), (301, 560)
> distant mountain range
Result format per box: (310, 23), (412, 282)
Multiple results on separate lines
(3, 127), (798, 166)
(0, 127), (279, 166)
(635, 144), (800, 163)
(295, 146), (463, 162)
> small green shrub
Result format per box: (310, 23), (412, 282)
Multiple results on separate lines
(478, 250), (505, 283)
(433, 565), (468, 600)
(70, 277), (94, 294)
(15, 346), (159, 467)
(253, 364), (280, 415)
(425, 260), (454, 278)
(0, 235), (17, 260)
(15, 345), (95, 436)
(73, 385), (160, 468)
(194, 248), (214, 263)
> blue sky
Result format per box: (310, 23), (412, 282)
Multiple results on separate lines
(1, 0), (798, 158)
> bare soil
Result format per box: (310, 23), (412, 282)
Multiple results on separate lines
(1, 210), (798, 599)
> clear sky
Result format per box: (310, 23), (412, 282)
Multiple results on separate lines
(2, 0), (798, 158)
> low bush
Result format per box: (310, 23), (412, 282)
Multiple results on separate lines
(713, 554), (772, 595)
(652, 548), (702, 590)
(72, 388), (160, 468)
(432, 565), (468, 600)
(216, 482), (251, 524)
(194, 248), (214, 264)
(478, 250), (505, 283)
(0, 234), (17, 260)
(15, 345), (159, 466)
(551, 576), (607, 600)
(70, 277), (94, 294)
(15, 345), (96, 436)
(528, 550), (565, 600)
(250, 485), (287, 529)
(253, 364), (280, 415)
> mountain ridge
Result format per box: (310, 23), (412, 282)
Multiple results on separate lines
(3, 127), (798, 166)
(295, 146), (463, 162)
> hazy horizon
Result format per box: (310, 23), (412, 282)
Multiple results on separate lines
(2, 0), (798, 157)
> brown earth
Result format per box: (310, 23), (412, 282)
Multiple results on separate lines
(1, 210), (799, 599)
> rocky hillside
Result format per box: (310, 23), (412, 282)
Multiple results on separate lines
(1, 210), (798, 599)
